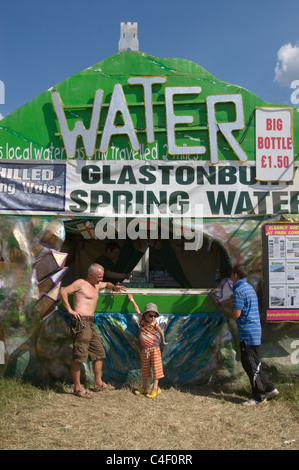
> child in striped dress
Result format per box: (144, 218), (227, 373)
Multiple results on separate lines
(127, 293), (167, 398)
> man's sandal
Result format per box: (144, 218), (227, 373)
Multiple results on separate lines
(74, 388), (94, 399)
(92, 382), (115, 391)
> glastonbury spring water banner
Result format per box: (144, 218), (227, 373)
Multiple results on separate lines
(0, 159), (299, 219)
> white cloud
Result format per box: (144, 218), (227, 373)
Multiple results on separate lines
(274, 42), (299, 87)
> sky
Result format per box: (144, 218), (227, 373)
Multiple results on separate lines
(1, 0), (299, 119)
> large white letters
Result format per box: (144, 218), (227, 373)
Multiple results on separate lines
(207, 94), (247, 164)
(52, 89), (103, 159)
(100, 84), (139, 153)
(165, 86), (206, 156)
(128, 76), (166, 143)
(52, 79), (248, 163)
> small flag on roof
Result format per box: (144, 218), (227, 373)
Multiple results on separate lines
(77, 220), (95, 239)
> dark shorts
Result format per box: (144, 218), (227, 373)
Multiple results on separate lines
(71, 319), (106, 363)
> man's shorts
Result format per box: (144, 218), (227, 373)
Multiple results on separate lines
(71, 318), (106, 363)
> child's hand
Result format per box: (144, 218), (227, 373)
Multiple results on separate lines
(161, 341), (168, 346)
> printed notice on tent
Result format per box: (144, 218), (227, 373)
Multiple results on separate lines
(255, 107), (294, 182)
(262, 224), (299, 321)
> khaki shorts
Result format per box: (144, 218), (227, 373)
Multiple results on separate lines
(72, 320), (106, 363)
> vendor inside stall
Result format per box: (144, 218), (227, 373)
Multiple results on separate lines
(61, 220), (232, 290)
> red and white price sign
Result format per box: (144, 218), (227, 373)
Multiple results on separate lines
(255, 107), (294, 182)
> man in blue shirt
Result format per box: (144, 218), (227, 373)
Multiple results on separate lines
(231, 265), (279, 405)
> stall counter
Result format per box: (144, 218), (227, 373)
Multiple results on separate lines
(58, 288), (219, 315)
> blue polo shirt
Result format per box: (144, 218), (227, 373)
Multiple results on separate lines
(233, 278), (261, 345)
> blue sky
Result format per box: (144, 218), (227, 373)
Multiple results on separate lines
(1, 0), (299, 118)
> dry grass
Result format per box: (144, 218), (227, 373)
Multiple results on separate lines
(0, 378), (298, 451)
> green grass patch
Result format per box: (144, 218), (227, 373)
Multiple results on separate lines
(0, 377), (49, 410)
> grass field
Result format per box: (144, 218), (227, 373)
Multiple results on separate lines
(0, 376), (298, 451)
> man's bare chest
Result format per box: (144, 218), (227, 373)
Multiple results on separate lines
(75, 282), (98, 303)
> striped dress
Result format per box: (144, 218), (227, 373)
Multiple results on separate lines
(139, 319), (164, 380)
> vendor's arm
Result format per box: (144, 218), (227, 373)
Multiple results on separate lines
(155, 324), (168, 346)
(99, 281), (126, 293)
(105, 270), (132, 281)
(127, 293), (141, 317)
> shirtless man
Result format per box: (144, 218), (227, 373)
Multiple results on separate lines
(60, 263), (126, 398)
